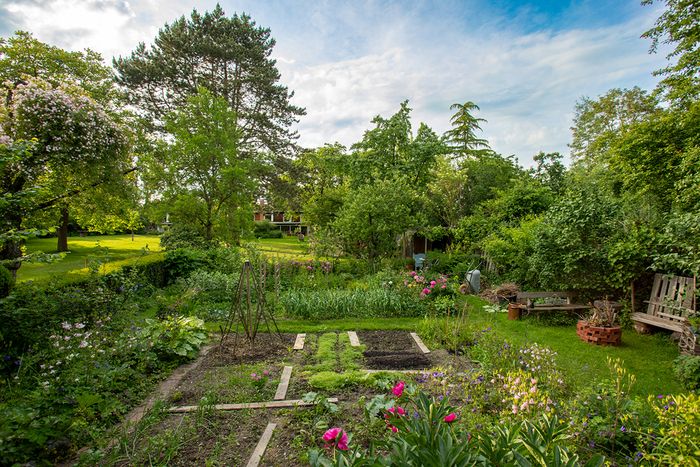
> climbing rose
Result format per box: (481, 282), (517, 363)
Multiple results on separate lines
(444, 413), (457, 423)
(323, 427), (348, 450)
(392, 381), (405, 397)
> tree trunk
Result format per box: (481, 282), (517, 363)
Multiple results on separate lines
(57, 207), (69, 252)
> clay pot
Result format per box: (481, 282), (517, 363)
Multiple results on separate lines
(507, 303), (521, 321)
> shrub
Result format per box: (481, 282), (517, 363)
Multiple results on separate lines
(673, 355), (700, 390)
(0, 265), (14, 298)
(160, 224), (209, 250)
(162, 248), (207, 285)
(253, 220), (283, 238)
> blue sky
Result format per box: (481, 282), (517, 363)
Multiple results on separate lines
(0, 0), (668, 166)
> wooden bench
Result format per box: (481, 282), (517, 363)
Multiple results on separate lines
(632, 273), (697, 354)
(511, 291), (590, 318)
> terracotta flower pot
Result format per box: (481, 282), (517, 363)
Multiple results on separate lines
(507, 303), (521, 320)
(576, 320), (622, 346)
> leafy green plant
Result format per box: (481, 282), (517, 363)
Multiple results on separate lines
(673, 355), (700, 390)
(643, 393), (700, 466)
(281, 287), (425, 319)
(0, 264), (13, 298)
(140, 315), (207, 360)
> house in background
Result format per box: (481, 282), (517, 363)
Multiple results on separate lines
(253, 211), (308, 235)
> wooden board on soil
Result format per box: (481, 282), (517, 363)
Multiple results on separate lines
(359, 330), (431, 370)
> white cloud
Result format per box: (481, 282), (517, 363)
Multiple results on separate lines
(0, 0), (669, 166)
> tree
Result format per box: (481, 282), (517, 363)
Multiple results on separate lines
(531, 152), (566, 195)
(445, 101), (491, 159)
(6, 78), (132, 252)
(162, 87), (254, 243)
(0, 31), (114, 102)
(349, 101), (448, 188)
(114, 4), (304, 156)
(0, 32), (135, 254)
(569, 87), (659, 168)
(643, 0), (700, 107)
(332, 179), (421, 263)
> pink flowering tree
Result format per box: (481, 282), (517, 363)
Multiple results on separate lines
(0, 76), (132, 266)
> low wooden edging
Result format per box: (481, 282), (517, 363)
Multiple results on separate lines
(168, 398), (339, 413)
(410, 332), (430, 353)
(348, 331), (361, 347)
(274, 366), (293, 400)
(293, 333), (306, 350)
(246, 422), (277, 467)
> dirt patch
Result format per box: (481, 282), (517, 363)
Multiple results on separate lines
(205, 332), (296, 366)
(359, 331), (431, 370)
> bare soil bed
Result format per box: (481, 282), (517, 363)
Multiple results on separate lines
(360, 330), (431, 369)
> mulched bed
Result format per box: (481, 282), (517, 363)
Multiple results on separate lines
(359, 330), (431, 370)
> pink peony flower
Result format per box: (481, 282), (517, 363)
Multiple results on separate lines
(323, 427), (348, 450)
(392, 381), (405, 397)
(387, 424), (399, 433)
(409, 271), (417, 276)
(444, 413), (457, 423)
(422, 288), (431, 295)
(430, 280), (436, 287)
(385, 406), (406, 418)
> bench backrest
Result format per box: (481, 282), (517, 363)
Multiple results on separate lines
(516, 291), (573, 304)
(647, 273), (696, 317)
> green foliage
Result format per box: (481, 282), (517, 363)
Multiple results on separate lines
(653, 210), (700, 277)
(482, 216), (541, 286)
(643, 393), (700, 466)
(673, 355), (700, 390)
(160, 224), (209, 250)
(333, 179), (421, 262)
(642, 0), (700, 107)
(530, 187), (619, 295)
(308, 371), (373, 392)
(0, 264), (13, 297)
(253, 220), (283, 238)
(162, 248), (208, 285)
(114, 5), (305, 154)
(280, 287), (426, 319)
(139, 315), (207, 360)
(445, 101), (491, 159)
(162, 87), (253, 242)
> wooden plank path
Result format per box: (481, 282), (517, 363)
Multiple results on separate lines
(410, 332), (430, 354)
(168, 398), (339, 413)
(246, 422), (276, 467)
(348, 331), (361, 347)
(293, 333), (306, 350)
(274, 366), (293, 400)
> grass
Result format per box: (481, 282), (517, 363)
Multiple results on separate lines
(247, 237), (312, 260)
(429, 296), (684, 397)
(18, 234), (162, 282)
(204, 317), (424, 334)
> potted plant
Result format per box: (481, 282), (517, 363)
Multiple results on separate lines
(576, 299), (622, 346)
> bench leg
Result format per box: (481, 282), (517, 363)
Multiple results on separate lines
(633, 322), (652, 334)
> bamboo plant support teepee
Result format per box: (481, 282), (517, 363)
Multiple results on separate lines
(220, 260), (282, 352)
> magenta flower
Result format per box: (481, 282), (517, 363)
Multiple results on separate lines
(323, 427), (348, 450)
(430, 280), (436, 287)
(422, 287), (431, 295)
(409, 271), (417, 277)
(385, 406), (406, 418)
(392, 381), (405, 397)
(444, 413), (457, 423)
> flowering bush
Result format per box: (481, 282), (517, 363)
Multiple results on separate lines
(642, 393), (700, 465)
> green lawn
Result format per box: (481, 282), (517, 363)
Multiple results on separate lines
(18, 234), (162, 282)
(459, 301), (683, 397)
(247, 236), (313, 260)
